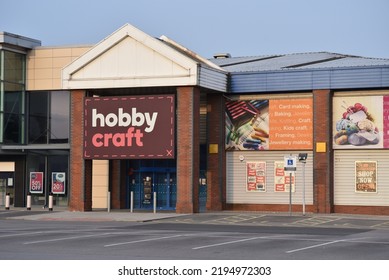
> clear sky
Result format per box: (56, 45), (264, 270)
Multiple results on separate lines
(1, 0), (389, 59)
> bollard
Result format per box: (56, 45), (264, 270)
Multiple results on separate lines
(5, 193), (10, 210)
(107, 191), (111, 213)
(153, 191), (157, 214)
(48, 193), (53, 211)
(130, 191), (134, 213)
(27, 193), (32, 210)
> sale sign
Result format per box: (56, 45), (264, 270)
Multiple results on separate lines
(29, 172), (44, 194)
(52, 172), (66, 194)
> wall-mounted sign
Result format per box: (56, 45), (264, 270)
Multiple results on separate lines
(29, 172), (44, 194)
(246, 162), (266, 192)
(84, 95), (175, 159)
(333, 96), (388, 149)
(52, 172), (66, 194)
(274, 161), (295, 192)
(355, 161), (377, 193)
(225, 98), (313, 151)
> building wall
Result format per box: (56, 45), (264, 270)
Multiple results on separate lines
(27, 46), (91, 90)
(92, 160), (109, 209)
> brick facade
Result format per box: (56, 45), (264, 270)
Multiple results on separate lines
(313, 89), (333, 213)
(176, 87), (200, 213)
(206, 94), (225, 211)
(69, 90), (92, 211)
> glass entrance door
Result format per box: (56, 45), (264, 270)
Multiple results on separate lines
(128, 167), (176, 210)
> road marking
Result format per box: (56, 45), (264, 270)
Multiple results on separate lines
(192, 235), (285, 250)
(104, 234), (183, 247)
(0, 231), (44, 238)
(286, 237), (368, 253)
(24, 233), (111, 244)
(286, 240), (342, 253)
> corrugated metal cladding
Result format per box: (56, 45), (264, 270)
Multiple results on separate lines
(229, 67), (389, 93)
(198, 65), (228, 92)
(334, 150), (389, 207)
(226, 151), (313, 205)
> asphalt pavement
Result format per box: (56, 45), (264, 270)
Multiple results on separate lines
(2, 207), (389, 230)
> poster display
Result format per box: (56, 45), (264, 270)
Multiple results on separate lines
(333, 96), (387, 149)
(29, 172), (44, 194)
(225, 98), (313, 151)
(246, 162), (266, 192)
(51, 172), (66, 194)
(274, 161), (295, 192)
(355, 161), (377, 193)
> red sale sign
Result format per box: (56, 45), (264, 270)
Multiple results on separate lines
(29, 172), (44, 194)
(52, 172), (66, 194)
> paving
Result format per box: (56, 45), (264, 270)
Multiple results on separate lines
(2, 207), (389, 230)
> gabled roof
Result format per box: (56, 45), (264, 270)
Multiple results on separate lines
(62, 24), (226, 90)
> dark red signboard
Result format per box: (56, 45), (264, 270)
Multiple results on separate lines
(84, 95), (175, 159)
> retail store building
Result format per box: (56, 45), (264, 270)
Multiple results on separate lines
(1, 24), (389, 215)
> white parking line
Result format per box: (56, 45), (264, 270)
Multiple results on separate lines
(286, 237), (369, 253)
(104, 234), (183, 247)
(193, 236), (264, 250)
(0, 231), (44, 238)
(286, 240), (342, 253)
(24, 233), (111, 244)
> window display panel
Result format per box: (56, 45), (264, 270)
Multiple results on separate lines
(50, 91), (69, 143)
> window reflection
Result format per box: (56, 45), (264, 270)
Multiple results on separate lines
(50, 91), (69, 143)
(28, 91), (69, 144)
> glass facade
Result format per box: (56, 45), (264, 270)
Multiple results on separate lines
(28, 91), (70, 144)
(26, 154), (69, 207)
(1, 47), (70, 207)
(0, 50), (26, 144)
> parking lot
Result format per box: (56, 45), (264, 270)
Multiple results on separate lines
(1, 210), (389, 260)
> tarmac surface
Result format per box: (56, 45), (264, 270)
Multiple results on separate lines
(2, 207), (389, 230)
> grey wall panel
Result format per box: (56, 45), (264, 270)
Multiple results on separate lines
(226, 151), (313, 205)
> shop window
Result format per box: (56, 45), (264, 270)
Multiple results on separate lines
(28, 91), (69, 144)
(0, 50), (26, 144)
(28, 92), (48, 144)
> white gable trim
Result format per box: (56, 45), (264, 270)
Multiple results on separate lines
(62, 24), (199, 89)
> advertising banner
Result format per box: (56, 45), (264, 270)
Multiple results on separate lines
(29, 172), (44, 194)
(84, 95), (175, 159)
(355, 161), (377, 193)
(333, 96), (387, 149)
(246, 162), (266, 192)
(274, 161), (295, 192)
(51, 172), (66, 194)
(225, 98), (312, 151)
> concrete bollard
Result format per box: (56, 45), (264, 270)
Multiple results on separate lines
(48, 193), (53, 211)
(5, 193), (10, 210)
(27, 193), (32, 210)
(153, 191), (157, 214)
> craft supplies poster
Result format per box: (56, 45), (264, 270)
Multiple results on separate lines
(355, 161), (377, 193)
(333, 96), (387, 149)
(246, 162), (266, 192)
(225, 98), (313, 150)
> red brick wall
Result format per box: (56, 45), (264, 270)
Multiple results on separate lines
(111, 160), (126, 209)
(176, 87), (200, 213)
(313, 89), (333, 213)
(206, 93), (225, 211)
(69, 90), (92, 211)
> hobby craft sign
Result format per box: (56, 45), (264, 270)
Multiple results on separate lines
(84, 95), (175, 159)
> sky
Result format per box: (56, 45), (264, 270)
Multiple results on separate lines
(1, 0), (389, 59)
